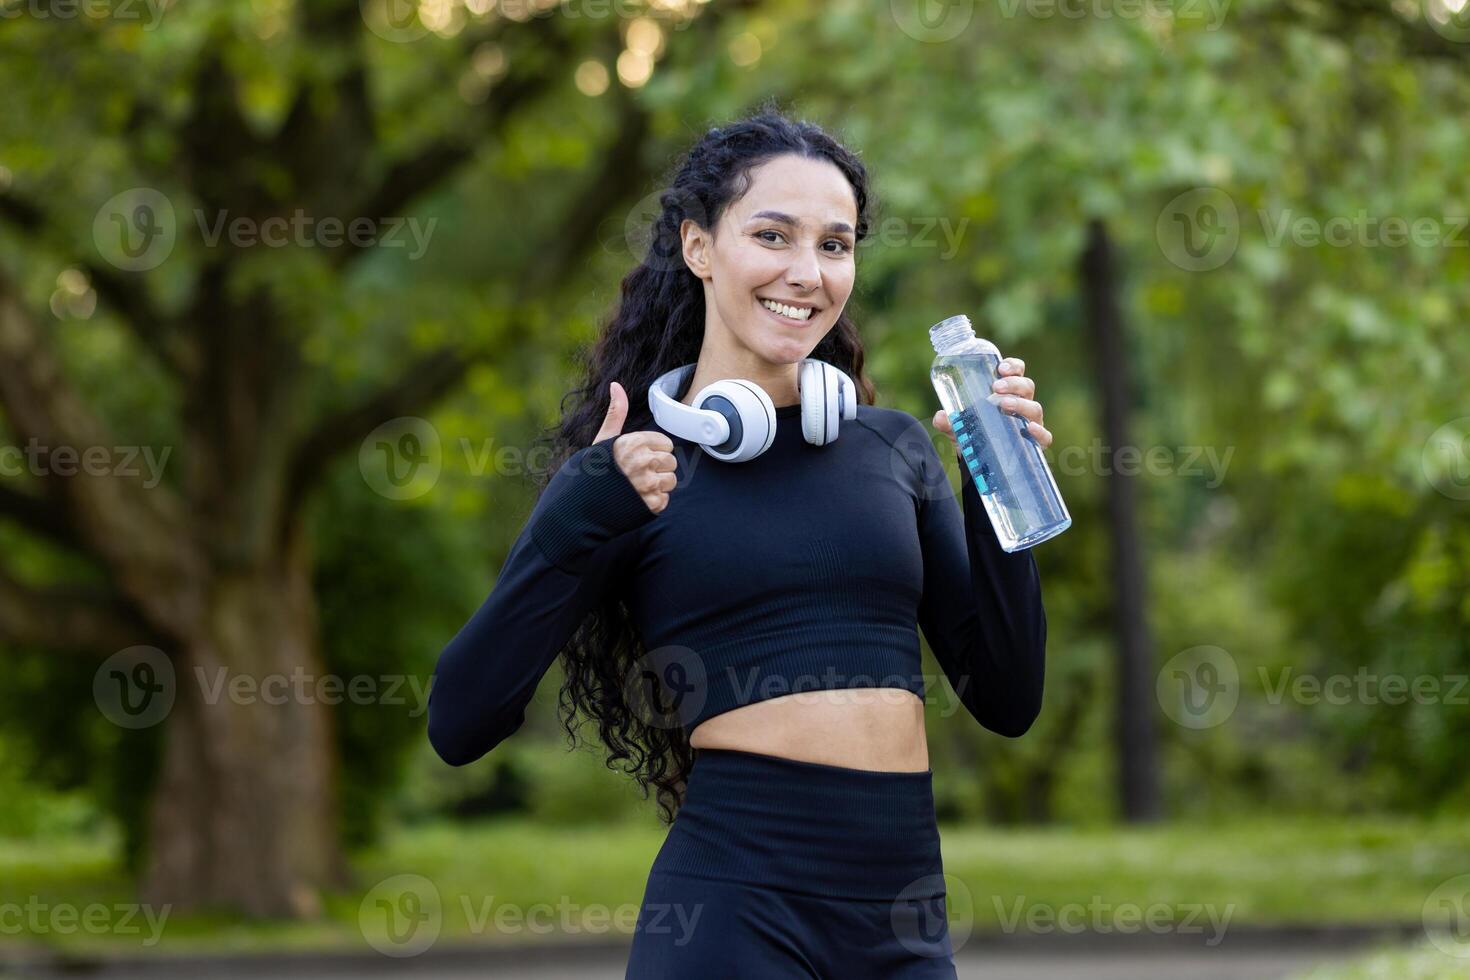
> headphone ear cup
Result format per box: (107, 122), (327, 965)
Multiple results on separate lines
(834, 366), (858, 420)
(799, 359), (847, 446)
(798, 360), (826, 446)
(693, 379), (776, 462)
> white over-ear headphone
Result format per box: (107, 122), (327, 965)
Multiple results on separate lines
(647, 359), (859, 463)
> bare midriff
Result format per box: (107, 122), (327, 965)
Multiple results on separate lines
(687, 688), (930, 772)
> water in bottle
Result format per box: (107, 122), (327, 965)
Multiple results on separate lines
(929, 314), (1072, 551)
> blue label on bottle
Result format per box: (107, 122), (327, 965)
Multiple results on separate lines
(948, 409), (991, 494)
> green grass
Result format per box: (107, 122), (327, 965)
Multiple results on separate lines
(936, 816), (1470, 927)
(1287, 938), (1470, 979)
(1, 815), (1466, 958)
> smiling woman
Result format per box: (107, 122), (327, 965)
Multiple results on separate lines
(427, 106), (1048, 979)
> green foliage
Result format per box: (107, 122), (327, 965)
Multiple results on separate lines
(2, 0), (1469, 853)
(308, 459), (485, 849)
(0, 642), (161, 872)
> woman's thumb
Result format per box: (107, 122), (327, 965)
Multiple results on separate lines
(593, 381), (628, 444)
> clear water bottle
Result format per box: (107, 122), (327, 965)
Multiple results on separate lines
(929, 314), (1072, 551)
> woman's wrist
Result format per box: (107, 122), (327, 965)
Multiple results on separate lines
(531, 436), (656, 569)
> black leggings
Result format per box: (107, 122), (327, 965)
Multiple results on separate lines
(625, 746), (958, 979)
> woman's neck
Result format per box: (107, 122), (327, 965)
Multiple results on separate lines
(678, 349), (802, 410)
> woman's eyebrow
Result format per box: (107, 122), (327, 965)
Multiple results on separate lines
(749, 210), (854, 235)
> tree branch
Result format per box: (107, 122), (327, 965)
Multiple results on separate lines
(329, 17), (575, 270)
(0, 188), (184, 376)
(0, 269), (205, 632)
(519, 82), (653, 297)
(270, 0), (380, 217)
(279, 84), (661, 522)
(0, 568), (158, 653)
(280, 347), (471, 530)
(0, 482), (87, 552)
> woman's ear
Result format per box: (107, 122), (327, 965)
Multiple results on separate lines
(680, 218), (712, 280)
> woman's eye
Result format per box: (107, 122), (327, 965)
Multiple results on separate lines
(756, 230), (785, 244)
(824, 239), (853, 254)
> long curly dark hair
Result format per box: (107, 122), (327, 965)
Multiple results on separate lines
(532, 104), (879, 824)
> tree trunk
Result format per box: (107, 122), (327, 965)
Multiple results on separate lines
(139, 531), (354, 917)
(1079, 217), (1162, 822)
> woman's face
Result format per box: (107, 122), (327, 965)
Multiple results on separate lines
(682, 153), (859, 365)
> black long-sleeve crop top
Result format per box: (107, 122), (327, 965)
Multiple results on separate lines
(427, 401), (1047, 767)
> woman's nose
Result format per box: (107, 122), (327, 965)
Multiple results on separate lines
(786, 246), (821, 292)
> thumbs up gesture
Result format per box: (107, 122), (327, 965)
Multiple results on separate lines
(595, 381), (678, 515)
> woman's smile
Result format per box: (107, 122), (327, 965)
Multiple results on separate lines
(756, 295), (820, 326)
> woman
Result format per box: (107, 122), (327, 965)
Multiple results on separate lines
(427, 108), (1050, 978)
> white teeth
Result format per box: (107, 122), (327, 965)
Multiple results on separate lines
(760, 298), (812, 321)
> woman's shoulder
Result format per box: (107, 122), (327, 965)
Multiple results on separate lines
(851, 404), (943, 481)
(854, 403), (927, 441)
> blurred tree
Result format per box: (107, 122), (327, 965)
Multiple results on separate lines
(0, 0), (746, 917)
(1081, 218), (1161, 821)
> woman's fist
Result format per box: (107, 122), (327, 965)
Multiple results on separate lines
(931, 356), (1053, 451)
(596, 381), (678, 515)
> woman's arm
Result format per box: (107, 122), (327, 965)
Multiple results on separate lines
(911, 417), (1047, 737)
(427, 435), (656, 766)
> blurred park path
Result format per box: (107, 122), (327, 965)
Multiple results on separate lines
(5, 932), (1392, 980)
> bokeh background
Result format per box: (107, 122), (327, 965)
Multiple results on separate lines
(1, 0), (1468, 976)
